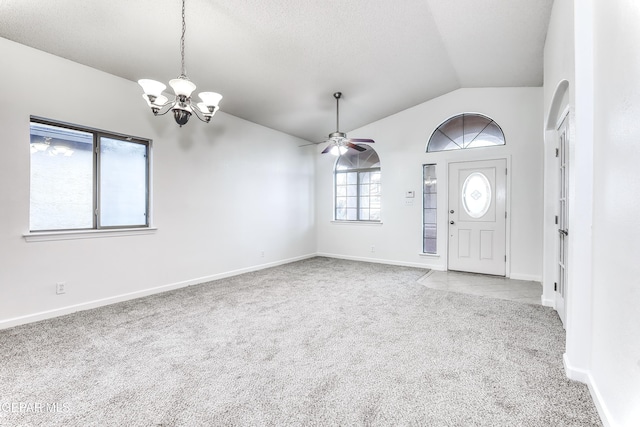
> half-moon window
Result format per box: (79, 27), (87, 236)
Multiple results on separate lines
(427, 113), (505, 152)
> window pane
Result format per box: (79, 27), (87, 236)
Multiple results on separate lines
(424, 208), (436, 223)
(346, 197), (357, 208)
(336, 186), (347, 197)
(346, 209), (357, 220)
(99, 137), (148, 227)
(370, 209), (381, 221)
(347, 172), (357, 185)
(466, 121), (505, 148)
(370, 196), (381, 208)
(423, 193), (437, 208)
(462, 114), (491, 147)
(424, 224), (437, 239)
(359, 209), (370, 220)
(428, 129), (461, 152)
(29, 123), (94, 230)
(347, 185), (358, 197)
(424, 238), (437, 253)
(360, 197), (370, 208)
(359, 172), (370, 184)
(462, 172), (492, 219)
(336, 208), (346, 220)
(336, 173), (347, 185)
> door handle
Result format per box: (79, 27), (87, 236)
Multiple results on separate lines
(559, 229), (568, 236)
(450, 210), (454, 214)
(450, 220), (455, 225)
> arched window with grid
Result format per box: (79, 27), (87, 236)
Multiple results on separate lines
(427, 113), (505, 152)
(334, 145), (381, 221)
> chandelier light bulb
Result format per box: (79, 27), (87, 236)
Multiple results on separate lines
(138, 79), (166, 98)
(169, 77), (197, 98)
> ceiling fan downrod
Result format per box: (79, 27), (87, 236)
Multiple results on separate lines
(334, 91), (342, 132)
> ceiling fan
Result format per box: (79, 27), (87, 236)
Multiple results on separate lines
(320, 92), (375, 155)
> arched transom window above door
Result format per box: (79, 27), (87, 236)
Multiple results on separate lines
(427, 113), (505, 152)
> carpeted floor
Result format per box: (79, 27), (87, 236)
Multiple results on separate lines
(0, 257), (601, 426)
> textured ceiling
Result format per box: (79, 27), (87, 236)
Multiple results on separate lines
(0, 0), (554, 142)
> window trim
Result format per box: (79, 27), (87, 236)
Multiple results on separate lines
(23, 227), (157, 243)
(29, 116), (152, 233)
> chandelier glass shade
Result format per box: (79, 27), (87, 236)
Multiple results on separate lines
(138, 0), (222, 127)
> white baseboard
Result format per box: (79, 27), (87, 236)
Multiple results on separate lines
(0, 253), (317, 330)
(563, 353), (615, 427)
(508, 273), (542, 282)
(541, 296), (555, 307)
(316, 252), (439, 270)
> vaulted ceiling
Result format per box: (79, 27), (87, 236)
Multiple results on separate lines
(0, 0), (554, 142)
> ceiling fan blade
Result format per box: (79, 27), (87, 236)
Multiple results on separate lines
(321, 145), (333, 154)
(347, 138), (375, 143)
(347, 142), (367, 152)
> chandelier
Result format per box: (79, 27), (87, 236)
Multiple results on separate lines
(138, 0), (222, 127)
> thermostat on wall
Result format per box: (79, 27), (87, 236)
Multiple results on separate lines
(405, 191), (415, 198)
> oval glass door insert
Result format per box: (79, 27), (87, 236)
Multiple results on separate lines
(462, 172), (492, 218)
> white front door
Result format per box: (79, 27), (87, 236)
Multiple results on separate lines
(556, 115), (569, 326)
(448, 159), (507, 276)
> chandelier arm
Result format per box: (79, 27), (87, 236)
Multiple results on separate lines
(190, 102), (214, 123)
(151, 100), (178, 117)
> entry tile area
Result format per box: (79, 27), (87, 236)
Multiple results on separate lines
(418, 270), (542, 305)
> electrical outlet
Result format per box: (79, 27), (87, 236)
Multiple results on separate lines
(370, 246), (375, 253)
(56, 282), (66, 295)
(260, 251), (265, 258)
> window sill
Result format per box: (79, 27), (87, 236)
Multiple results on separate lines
(330, 221), (383, 226)
(23, 227), (157, 242)
(419, 252), (440, 258)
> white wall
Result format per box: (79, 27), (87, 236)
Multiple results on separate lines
(543, 0), (597, 378)
(0, 37), (316, 327)
(544, 1), (640, 425)
(590, 1), (640, 425)
(316, 88), (544, 281)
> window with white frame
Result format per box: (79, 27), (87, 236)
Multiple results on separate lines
(423, 164), (437, 253)
(29, 118), (150, 231)
(427, 113), (505, 152)
(334, 145), (381, 221)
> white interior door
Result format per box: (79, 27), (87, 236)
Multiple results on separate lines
(556, 115), (569, 326)
(448, 159), (507, 276)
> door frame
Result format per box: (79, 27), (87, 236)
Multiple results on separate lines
(444, 155), (512, 277)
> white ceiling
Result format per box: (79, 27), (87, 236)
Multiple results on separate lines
(0, 0), (554, 142)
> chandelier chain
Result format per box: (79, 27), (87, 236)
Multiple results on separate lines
(180, 0), (187, 78)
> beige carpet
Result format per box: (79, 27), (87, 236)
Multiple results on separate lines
(0, 257), (600, 426)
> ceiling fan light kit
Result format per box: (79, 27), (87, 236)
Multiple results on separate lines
(321, 92), (374, 155)
(138, 0), (222, 127)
